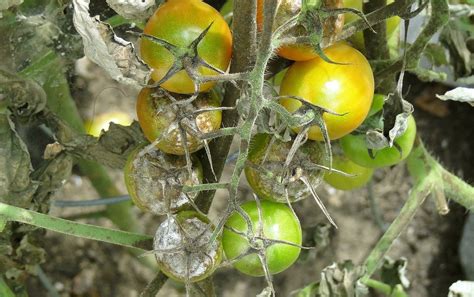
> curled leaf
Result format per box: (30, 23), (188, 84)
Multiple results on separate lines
(436, 87), (474, 107)
(0, 113), (37, 207)
(72, 0), (149, 88)
(106, 0), (156, 20)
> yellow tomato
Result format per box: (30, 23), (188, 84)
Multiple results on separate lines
(84, 111), (132, 137)
(279, 42), (374, 141)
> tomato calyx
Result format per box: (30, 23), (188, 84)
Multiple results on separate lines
(139, 22), (224, 95)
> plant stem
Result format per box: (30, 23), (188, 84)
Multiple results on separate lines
(0, 202), (153, 250)
(139, 272), (169, 297)
(362, 176), (432, 281)
(363, 139), (474, 281)
(364, 278), (392, 295)
(195, 0), (258, 212)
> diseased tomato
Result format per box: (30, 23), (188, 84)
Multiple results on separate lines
(257, 0), (344, 61)
(84, 111), (132, 137)
(280, 42), (374, 140)
(340, 115), (417, 168)
(222, 200), (302, 276)
(344, 0), (400, 49)
(153, 211), (222, 282)
(136, 87), (222, 155)
(323, 154), (374, 190)
(123, 144), (203, 214)
(245, 133), (324, 203)
(140, 0), (232, 94)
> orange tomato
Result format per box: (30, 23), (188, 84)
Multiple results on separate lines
(140, 0), (232, 94)
(257, 0), (344, 61)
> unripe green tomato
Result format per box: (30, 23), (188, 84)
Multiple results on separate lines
(245, 134), (324, 203)
(136, 87), (222, 155)
(340, 115), (417, 168)
(153, 211), (222, 282)
(140, 0), (232, 94)
(323, 154), (374, 190)
(84, 111), (132, 137)
(222, 200), (302, 277)
(344, 0), (401, 49)
(123, 144), (203, 214)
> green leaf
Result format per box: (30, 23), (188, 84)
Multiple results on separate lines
(293, 282), (319, 297)
(380, 257), (410, 289)
(424, 44), (449, 67)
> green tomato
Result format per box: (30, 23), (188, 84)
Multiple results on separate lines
(153, 211), (222, 282)
(323, 154), (374, 190)
(222, 200), (302, 277)
(245, 133), (324, 203)
(344, 0), (400, 49)
(340, 115), (417, 168)
(367, 94), (385, 117)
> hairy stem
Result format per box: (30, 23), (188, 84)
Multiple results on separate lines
(362, 177), (432, 280)
(363, 138), (474, 280)
(195, 0), (258, 212)
(0, 202), (153, 250)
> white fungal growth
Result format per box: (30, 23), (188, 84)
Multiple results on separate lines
(153, 216), (220, 281)
(106, 0), (156, 20)
(129, 148), (201, 215)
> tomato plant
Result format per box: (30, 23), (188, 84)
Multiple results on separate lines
(256, 0), (344, 61)
(344, 0), (400, 49)
(245, 133), (324, 203)
(222, 200), (302, 276)
(153, 211), (222, 282)
(340, 115), (417, 168)
(280, 42), (374, 140)
(323, 154), (374, 190)
(140, 0), (232, 94)
(123, 144), (203, 214)
(136, 86), (222, 155)
(84, 111), (132, 137)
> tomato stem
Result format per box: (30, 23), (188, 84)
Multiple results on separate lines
(0, 202), (153, 250)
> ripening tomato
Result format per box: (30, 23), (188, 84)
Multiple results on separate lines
(153, 211), (222, 282)
(123, 144), (203, 214)
(136, 87), (222, 155)
(280, 42), (374, 140)
(84, 111), (132, 137)
(245, 133), (324, 203)
(222, 200), (302, 276)
(140, 0), (232, 94)
(323, 154), (374, 190)
(257, 0), (344, 61)
(344, 0), (400, 49)
(340, 115), (417, 168)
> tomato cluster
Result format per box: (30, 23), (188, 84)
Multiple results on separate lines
(123, 0), (417, 285)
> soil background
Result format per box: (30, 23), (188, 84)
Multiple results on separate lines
(24, 60), (473, 297)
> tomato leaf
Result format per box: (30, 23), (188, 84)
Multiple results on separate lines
(380, 257), (410, 290)
(0, 111), (38, 207)
(436, 87), (474, 107)
(318, 261), (368, 297)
